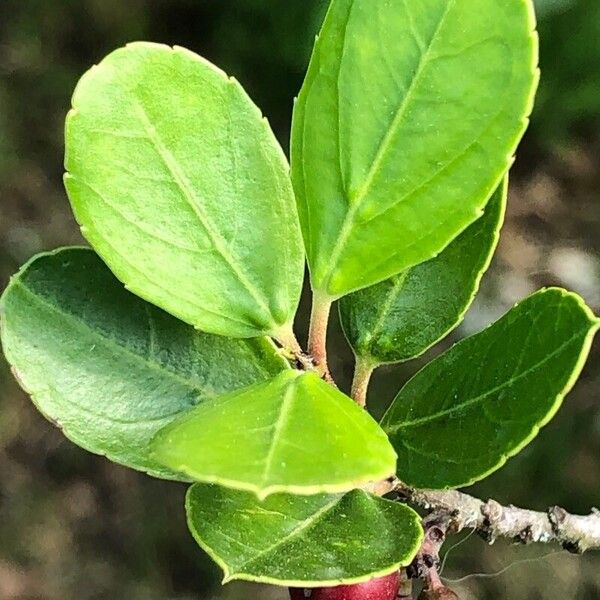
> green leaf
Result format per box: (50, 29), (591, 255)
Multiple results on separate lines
(152, 370), (397, 499)
(65, 42), (304, 341)
(340, 179), (507, 367)
(185, 484), (423, 587)
(381, 288), (600, 489)
(0, 248), (289, 480)
(292, 0), (538, 298)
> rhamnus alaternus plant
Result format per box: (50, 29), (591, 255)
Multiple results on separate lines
(2, 1), (599, 598)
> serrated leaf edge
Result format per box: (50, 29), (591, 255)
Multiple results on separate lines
(185, 486), (424, 588)
(64, 42), (302, 339)
(383, 287), (600, 490)
(311, 0), (540, 298)
(0, 247), (290, 482)
(152, 370), (397, 501)
(343, 177), (508, 368)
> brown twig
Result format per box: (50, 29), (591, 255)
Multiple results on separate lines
(391, 480), (600, 553)
(407, 514), (459, 599)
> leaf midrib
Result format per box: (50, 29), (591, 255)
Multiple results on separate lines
(13, 280), (211, 394)
(385, 328), (586, 432)
(234, 496), (342, 573)
(131, 98), (275, 327)
(260, 378), (297, 487)
(319, 0), (456, 291)
(364, 271), (410, 354)
(348, 0), (456, 207)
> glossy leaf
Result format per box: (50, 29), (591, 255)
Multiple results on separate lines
(152, 370), (396, 498)
(0, 248), (289, 479)
(65, 42), (304, 341)
(186, 484), (423, 587)
(381, 289), (599, 489)
(340, 179), (507, 367)
(292, 0), (538, 298)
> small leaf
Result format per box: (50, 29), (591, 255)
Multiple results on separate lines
(185, 484), (423, 587)
(65, 42), (305, 340)
(0, 248), (288, 479)
(292, 0), (538, 298)
(152, 371), (397, 499)
(340, 179), (507, 367)
(381, 289), (599, 489)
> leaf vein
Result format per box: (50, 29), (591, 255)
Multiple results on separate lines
(388, 330), (586, 432)
(236, 497), (341, 573)
(131, 98), (273, 322)
(261, 380), (296, 486)
(14, 281), (209, 394)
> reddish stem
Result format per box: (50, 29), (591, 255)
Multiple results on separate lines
(308, 291), (334, 382)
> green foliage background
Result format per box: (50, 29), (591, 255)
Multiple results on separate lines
(0, 1), (598, 598)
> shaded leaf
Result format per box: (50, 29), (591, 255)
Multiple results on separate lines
(0, 248), (288, 479)
(292, 0), (538, 298)
(65, 42), (304, 340)
(152, 370), (396, 498)
(340, 179), (506, 367)
(186, 483), (423, 586)
(382, 289), (599, 489)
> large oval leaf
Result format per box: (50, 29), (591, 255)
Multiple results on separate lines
(340, 179), (506, 367)
(152, 370), (397, 499)
(292, 0), (538, 298)
(65, 42), (304, 340)
(0, 248), (289, 479)
(381, 289), (599, 489)
(186, 484), (423, 587)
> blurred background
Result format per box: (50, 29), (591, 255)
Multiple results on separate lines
(0, 0), (598, 598)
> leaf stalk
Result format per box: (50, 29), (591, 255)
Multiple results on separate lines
(308, 291), (334, 383)
(351, 357), (375, 407)
(273, 323), (304, 356)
